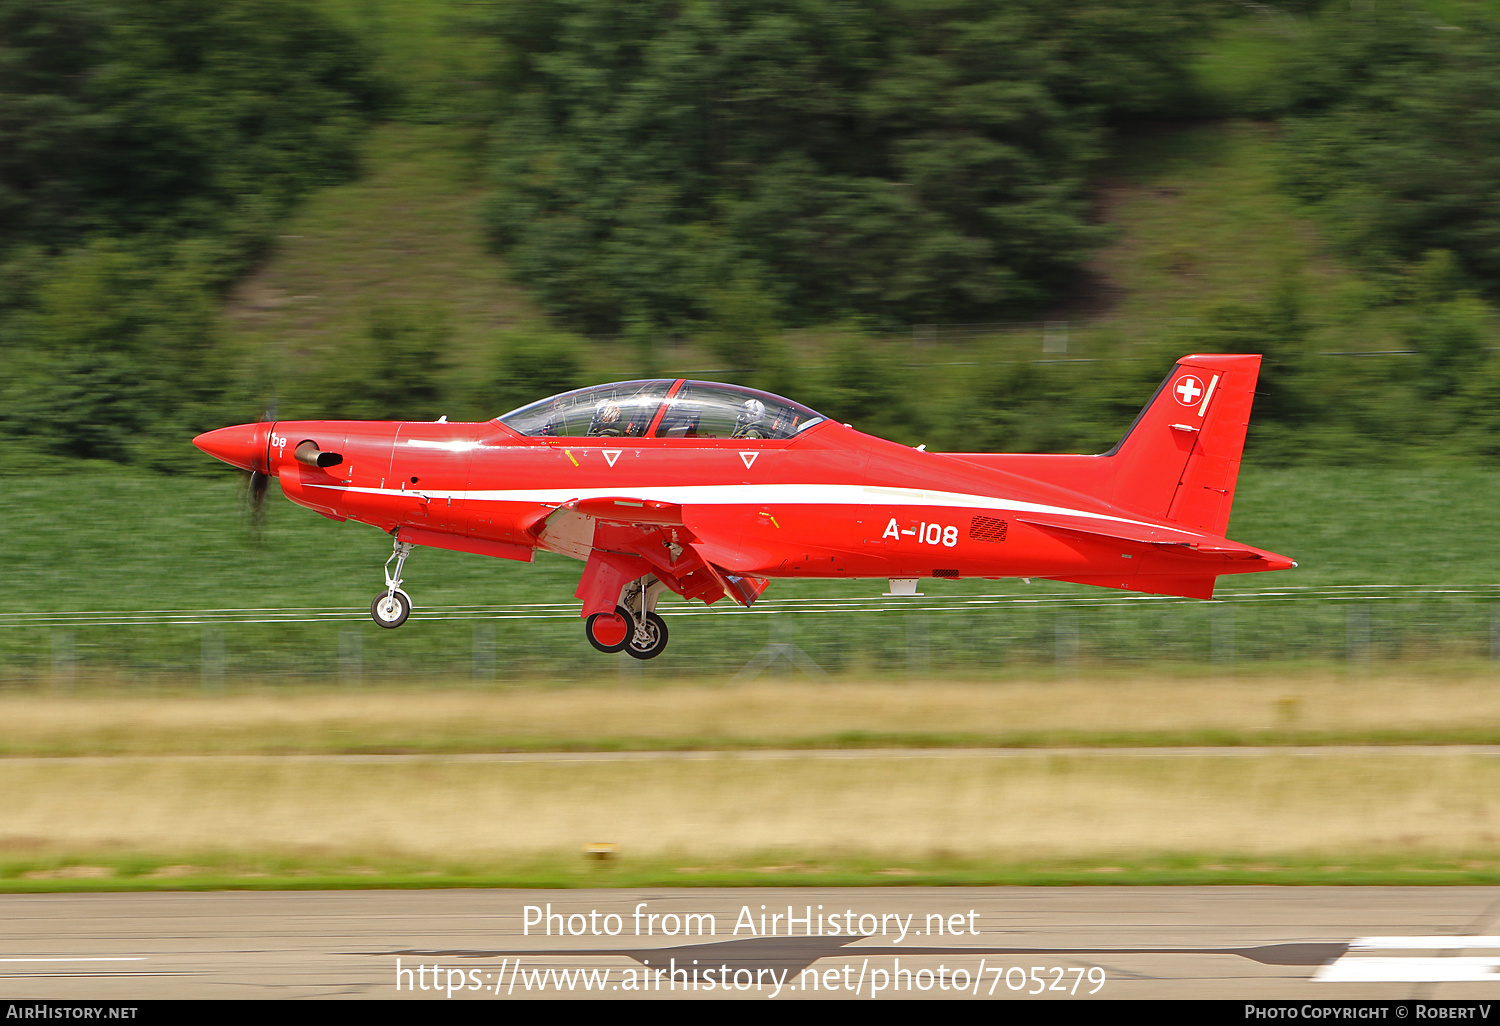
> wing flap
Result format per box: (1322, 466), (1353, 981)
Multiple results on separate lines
(535, 496), (769, 614)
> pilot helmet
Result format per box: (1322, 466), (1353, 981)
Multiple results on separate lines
(735, 398), (766, 429)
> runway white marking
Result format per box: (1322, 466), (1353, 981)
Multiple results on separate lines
(1316, 937), (1500, 981)
(1317, 957), (1500, 982)
(1352, 936), (1500, 948)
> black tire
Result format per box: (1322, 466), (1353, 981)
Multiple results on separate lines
(371, 591), (411, 629)
(585, 605), (632, 653)
(626, 611), (669, 660)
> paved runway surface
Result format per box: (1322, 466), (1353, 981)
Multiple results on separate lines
(4, 887), (1500, 999)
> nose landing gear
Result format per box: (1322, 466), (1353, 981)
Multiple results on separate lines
(371, 539), (414, 629)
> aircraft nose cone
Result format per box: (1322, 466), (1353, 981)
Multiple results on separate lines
(193, 423), (264, 472)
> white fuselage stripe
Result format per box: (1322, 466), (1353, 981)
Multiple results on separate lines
(308, 483), (1192, 535)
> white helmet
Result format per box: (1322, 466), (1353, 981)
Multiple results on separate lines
(735, 398), (766, 429)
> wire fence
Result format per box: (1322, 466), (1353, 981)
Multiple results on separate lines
(4, 585), (1500, 689)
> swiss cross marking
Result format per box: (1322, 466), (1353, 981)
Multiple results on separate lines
(1173, 375), (1204, 406)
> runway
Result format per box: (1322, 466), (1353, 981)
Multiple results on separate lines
(4, 887), (1500, 999)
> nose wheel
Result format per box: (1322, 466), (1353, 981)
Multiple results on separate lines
(371, 539), (415, 629)
(371, 591), (411, 628)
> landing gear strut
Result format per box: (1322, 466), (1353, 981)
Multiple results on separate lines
(585, 577), (669, 658)
(371, 539), (414, 628)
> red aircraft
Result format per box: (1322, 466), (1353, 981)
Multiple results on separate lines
(193, 354), (1294, 659)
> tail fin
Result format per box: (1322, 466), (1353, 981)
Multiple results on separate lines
(1104, 354), (1261, 536)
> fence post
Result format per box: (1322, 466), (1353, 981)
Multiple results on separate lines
(618, 647), (642, 682)
(733, 615), (828, 683)
(1346, 604), (1371, 667)
(1490, 604), (1500, 665)
(1055, 608), (1079, 677)
(1212, 604), (1234, 677)
(340, 628), (363, 687)
(472, 621), (496, 683)
(906, 610), (929, 681)
(201, 627), (225, 693)
(50, 630), (75, 693)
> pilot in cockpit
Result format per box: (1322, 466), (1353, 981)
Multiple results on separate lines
(731, 398), (769, 439)
(588, 401), (625, 436)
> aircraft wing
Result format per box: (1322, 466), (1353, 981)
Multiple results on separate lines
(528, 496), (769, 613)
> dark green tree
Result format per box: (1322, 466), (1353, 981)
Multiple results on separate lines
(1276, 6), (1500, 290)
(0, 0), (382, 471)
(485, 328), (588, 417)
(484, 0), (1209, 334)
(323, 307), (453, 422)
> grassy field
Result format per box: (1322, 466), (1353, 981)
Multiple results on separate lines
(0, 463), (1494, 683)
(4, 674), (1500, 889)
(4, 8), (1497, 891)
(5, 746), (1500, 890)
(4, 674), (1500, 756)
(5, 465), (1499, 610)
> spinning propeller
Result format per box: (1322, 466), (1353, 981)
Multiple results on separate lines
(194, 407), (276, 538)
(195, 406), (344, 538)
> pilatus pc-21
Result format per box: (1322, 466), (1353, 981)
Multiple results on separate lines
(194, 354), (1293, 659)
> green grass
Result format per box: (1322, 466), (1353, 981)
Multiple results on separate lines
(2, 465), (1494, 611)
(5, 852), (1500, 892)
(0, 465), (1495, 680)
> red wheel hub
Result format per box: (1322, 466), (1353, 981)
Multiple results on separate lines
(590, 613), (628, 647)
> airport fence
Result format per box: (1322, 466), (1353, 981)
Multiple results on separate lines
(0, 585), (1498, 688)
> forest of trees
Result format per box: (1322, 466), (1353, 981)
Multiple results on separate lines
(0, 0), (381, 468)
(3, 0), (1500, 470)
(484, 0), (1210, 334)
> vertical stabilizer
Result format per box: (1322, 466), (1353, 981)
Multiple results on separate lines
(1104, 354), (1261, 537)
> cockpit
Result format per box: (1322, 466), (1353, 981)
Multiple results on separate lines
(497, 380), (827, 440)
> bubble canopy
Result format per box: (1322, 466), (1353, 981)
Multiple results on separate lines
(497, 380), (827, 440)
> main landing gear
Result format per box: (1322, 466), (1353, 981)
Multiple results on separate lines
(585, 577), (669, 659)
(371, 539), (414, 628)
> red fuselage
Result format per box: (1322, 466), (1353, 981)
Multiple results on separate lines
(193, 387), (1293, 601)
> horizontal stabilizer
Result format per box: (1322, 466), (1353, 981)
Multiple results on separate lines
(1016, 515), (1293, 567)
